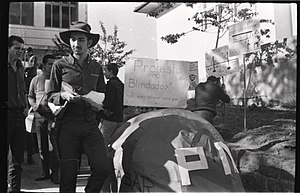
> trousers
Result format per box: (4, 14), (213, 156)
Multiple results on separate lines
(35, 117), (59, 177)
(99, 119), (122, 148)
(7, 109), (26, 192)
(57, 116), (110, 193)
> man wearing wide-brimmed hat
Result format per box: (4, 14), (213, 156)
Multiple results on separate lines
(47, 21), (109, 193)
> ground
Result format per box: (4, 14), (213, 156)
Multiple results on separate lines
(124, 102), (296, 142)
(213, 103), (296, 141)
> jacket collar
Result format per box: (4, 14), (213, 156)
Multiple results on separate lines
(64, 54), (92, 65)
(8, 60), (23, 68)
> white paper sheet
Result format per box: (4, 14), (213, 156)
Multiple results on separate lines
(81, 91), (105, 110)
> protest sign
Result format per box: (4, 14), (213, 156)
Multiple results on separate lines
(124, 58), (190, 108)
(205, 45), (240, 77)
(228, 18), (261, 57)
(188, 61), (199, 90)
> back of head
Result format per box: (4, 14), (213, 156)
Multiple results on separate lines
(40, 54), (56, 69)
(42, 54), (56, 65)
(207, 75), (219, 82)
(106, 63), (119, 76)
(26, 47), (33, 53)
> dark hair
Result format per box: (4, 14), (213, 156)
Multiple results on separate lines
(42, 54), (56, 64)
(8, 35), (24, 48)
(106, 63), (119, 76)
(26, 47), (33, 52)
(207, 75), (220, 82)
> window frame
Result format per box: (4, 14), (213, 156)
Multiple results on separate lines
(9, 2), (34, 26)
(45, 2), (78, 28)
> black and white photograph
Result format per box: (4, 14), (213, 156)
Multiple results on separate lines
(4, 2), (297, 193)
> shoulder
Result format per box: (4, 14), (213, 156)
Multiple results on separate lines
(89, 59), (102, 68)
(31, 75), (39, 84)
(52, 57), (67, 70)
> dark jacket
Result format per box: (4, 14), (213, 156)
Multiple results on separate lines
(7, 60), (27, 109)
(47, 54), (106, 120)
(194, 81), (230, 116)
(102, 77), (124, 122)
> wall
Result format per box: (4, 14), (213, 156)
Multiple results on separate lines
(9, 2), (88, 64)
(155, 3), (297, 103)
(86, 2), (158, 82)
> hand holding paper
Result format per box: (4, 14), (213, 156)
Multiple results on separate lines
(81, 91), (105, 111)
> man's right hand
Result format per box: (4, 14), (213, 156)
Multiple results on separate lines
(60, 91), (80, 102)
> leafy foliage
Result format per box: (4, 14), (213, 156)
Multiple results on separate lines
(89, 21), (135, 68)
(52, 22), (135, 67)
(150, 3), (262, 47)
(51, 34), (72, 58)
(148, 2), (176, 18)
(245, 38), (296, 71)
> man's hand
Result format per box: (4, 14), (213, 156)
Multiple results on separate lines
(23, 107), (29, 116)
(60, 91), (80, 102)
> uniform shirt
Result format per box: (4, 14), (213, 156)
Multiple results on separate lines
(7, 60), (27, 109)
(102, 77), (124, 122)
(47, 54), (106, 118)
(194, 81), (230, 116)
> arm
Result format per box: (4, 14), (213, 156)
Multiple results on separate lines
(27, 76), (37, 109)
(102, 81), (116, 109)
(47, 61), (80, 104)
(96, 65), (106, 93)
(217, 86), (230, 103)
(47, 61), (64, 105)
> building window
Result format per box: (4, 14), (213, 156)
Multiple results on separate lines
(45, 2), (78, 28)
(9, 2), (34, 25)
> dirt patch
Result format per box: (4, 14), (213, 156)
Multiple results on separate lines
(213, 104), (296, 141)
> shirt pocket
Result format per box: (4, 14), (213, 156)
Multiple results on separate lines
(88, 73), (99, 90)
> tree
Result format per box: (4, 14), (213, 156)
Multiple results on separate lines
(52, 34), (72, 58)
(52, 22), (135, 66)
(89, 21), (135, 68)
(148, 3), (296, 98)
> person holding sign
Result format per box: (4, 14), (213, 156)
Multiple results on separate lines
(98, 63), (124, 148)
(46, 21), (109, 193)
(193, 76), (230, 124)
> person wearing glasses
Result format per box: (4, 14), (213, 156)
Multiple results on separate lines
(28, 54), (60, 184)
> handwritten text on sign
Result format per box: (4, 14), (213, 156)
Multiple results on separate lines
(124, 58), (190, 108)
(205, 45), (240, 77)
(229, 18), (261, 57)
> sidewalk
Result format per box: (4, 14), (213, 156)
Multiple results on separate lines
(20, 153), (90, 192)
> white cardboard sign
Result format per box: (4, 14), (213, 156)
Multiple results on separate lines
(205, 45), (240, 77)
(124, 57), (190, 108)
(228, 18), (261, 57)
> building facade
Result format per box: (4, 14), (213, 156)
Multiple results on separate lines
(8, 2), (158, 66)
(135, 2), (297, 104)
(8, 2), (297, 104)
(9, 2), (88, 63)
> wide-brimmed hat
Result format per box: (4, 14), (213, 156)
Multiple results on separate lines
(59, 21), (99, 48)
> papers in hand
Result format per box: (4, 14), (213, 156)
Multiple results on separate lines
(48, 101), (68, 117)
(81, 91), (105, 110)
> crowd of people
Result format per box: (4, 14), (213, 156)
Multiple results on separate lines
(7, 21), (229, 193)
